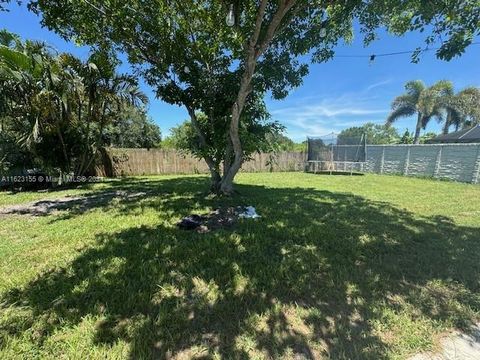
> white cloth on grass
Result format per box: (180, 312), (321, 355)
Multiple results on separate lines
(239, 206), (260, 219)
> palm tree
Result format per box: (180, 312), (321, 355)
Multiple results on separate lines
(73, 56), (148, 175)
(0, 36), (49, 147)
(1, 31), (148, 176)
(386, 80), (446, 144)
(441, 87), (480, 133)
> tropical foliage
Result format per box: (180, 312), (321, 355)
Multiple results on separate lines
(0, 31), (151, 176)
(440, 85), (480, 133)
(386, 80), (445, 144)
(386, 80), (480, 143)
(104, 107), (161, 149)
(338, 123), (400, 145)
(29, 0), (480, 193)
(162, 109), (285, 190)
(399, 130), (437, 144)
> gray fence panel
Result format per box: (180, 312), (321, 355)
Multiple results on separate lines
(382, 146), (409, 175)
(407, 145), (438, 177)
(96, 145), (480, 184)
(437, 146), (477, 182)
(365, 146), (384, 173)
(364, 144), (480, 183)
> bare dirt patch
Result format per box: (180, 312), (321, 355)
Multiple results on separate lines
(0, 191), (146, 217)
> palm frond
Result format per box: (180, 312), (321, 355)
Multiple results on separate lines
(0, 30), (22, 49)
(386, 105), (416, 125)
(0, 45), (32, 71)
(391, 94), (415, 109)
(430, 80), (454, 97)
(404, 80), (425, 101)
(424, 108), (445, 128)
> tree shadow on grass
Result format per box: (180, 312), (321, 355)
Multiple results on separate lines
(1, 176), (480, 359)
(0, 176), (213, 219)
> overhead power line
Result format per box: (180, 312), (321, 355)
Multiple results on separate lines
(80, 0), (479, 63)
(335, 42), (480, 60)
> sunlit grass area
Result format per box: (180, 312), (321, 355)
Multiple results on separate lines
(0, 173), (479, 359)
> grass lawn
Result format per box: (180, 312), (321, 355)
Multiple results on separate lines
(0, 173), (479, 359)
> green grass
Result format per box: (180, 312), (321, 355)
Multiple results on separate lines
(0, 173), (479, 359)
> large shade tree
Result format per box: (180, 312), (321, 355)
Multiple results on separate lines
(14, 0), (480, 192)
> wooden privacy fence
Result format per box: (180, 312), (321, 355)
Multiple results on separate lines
(96, 148), (306, 177)
(96, 144), (480, 183)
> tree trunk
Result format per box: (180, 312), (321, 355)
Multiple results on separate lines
(192, 0), (297, 195)
(219, 0), (294, 194)
(209, 168), (222, 193)
(443, 112), (451, 134)
(81, 104), (108, 176)
(185, 106), (225, 193)
(55, 117), (70, 171)
(220, 103), (246, 194)
(219, 39), (259, 194)
(442, 121), (450, 135)
(413, 114), (423, 144)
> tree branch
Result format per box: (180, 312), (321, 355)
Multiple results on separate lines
(256, 0), (298, 57)
(222, 0), (300, 192)
(186, 106), (218, 173)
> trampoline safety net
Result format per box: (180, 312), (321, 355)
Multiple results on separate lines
(307, 133), (367, 172)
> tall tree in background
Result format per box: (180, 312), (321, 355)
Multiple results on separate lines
(105, 107), (161, 149)
(9, 0), (480, 192)
(386, 80), (451, 144)
(441, 86), (480, 133)
(338, 122), (400, 145)
(0, 30), (148, 175)
(386, 80), (480, 140)
(424, 80), (480, 134)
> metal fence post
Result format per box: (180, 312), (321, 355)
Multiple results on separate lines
(404, 147), (411, 175)
(433, 146), (443, 178)
(380, 146), (385, 174)
(472, 144), (480, 184)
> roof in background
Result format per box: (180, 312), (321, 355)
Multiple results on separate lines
(429, 125), (480, 143)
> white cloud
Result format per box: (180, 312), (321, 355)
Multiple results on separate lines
(269, 79), (393, 141)
(364, 78), (393, 92)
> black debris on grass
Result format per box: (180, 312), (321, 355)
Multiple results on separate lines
(177, 206), (250, 233)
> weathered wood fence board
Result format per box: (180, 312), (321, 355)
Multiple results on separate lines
(97, 145), (480, 183)
(96, 148), (306, 177)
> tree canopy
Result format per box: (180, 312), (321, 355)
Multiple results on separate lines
(440, 85), (480, 133)
(338, 123), (401, 145)
(386, 80), (446, 144)
(104, 107), (162, 149)
(6, 0), (480, 192)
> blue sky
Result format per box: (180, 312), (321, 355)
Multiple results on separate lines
(2, 3), (479, 142)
